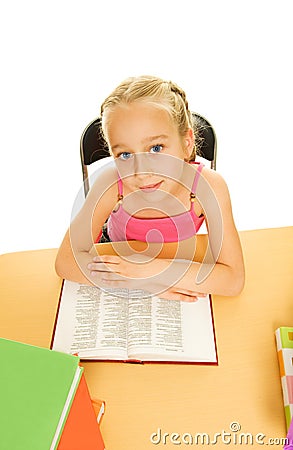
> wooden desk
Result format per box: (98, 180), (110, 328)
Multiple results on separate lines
(1, 227), (292, 449)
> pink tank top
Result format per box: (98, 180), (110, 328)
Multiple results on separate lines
(106, 162), (204, 243)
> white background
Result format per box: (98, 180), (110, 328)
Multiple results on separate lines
(1, 0), (292, 255)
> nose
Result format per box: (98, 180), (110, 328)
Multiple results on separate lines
(133, 153), (153, 177)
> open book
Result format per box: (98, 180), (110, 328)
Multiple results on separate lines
(52, 279), (217, 364)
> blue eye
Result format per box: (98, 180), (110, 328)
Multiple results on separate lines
(118, 152), (133, 161)
(150, 145), (163, 154)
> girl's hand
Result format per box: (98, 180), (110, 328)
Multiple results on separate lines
(87, 255), (207, 302)
(157, 287), (207, 302)
(87, 254), (158, 280)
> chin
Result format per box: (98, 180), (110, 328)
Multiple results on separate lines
(139, 188), (171, 204)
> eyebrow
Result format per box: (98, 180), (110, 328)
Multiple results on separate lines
(141, 134), (169, 144)
(111, 135), (169, 152)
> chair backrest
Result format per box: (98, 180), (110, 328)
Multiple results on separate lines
(80, 112), (217, 197)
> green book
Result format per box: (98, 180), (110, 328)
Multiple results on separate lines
(0, 338), (83, 450)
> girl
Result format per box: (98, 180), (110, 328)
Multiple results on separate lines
(55, 75), (245, 301)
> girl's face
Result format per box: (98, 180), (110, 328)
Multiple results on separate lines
(105, 102), (194, 202)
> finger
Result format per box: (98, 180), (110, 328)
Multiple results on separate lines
(100, 278), (127, 288)
(87, 262), (119, 273)
(93, 255), (121, 264)
(158, 290), (198, 302)
(89, 272), (127, 289)
(170, 287), (207, 297)
(90, 271), (122, 281)
(100, 271), (124, 281)
(177, 289), (207, 298)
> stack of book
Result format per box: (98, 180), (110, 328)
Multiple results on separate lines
(275, 327), (293, 431)
(0, 338), (105, 450)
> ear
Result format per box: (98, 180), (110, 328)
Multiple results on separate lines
(183, 128), (195, 160)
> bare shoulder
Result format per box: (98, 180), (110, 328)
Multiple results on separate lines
(199, 166), (229, 191)
(89, 158), (118, 190)
(86, 158), (119, 203)
(197, 166), (230, 199)
(77, 159), (120, 227)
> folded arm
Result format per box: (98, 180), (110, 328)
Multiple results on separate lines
(87, 169), (245, 299)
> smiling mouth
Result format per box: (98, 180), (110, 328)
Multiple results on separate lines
(139, 181), (163, 192)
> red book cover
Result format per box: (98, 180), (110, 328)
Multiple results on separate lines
(57, 373), (105, 449)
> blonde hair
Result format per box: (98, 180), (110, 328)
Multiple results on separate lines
(100, 75), (198, 160)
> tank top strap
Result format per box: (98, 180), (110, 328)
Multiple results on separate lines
(191, 162), (204, 194)
(117, 175), (124, 201)
(190, 162), (204, 208)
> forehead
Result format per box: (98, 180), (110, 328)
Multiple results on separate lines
(105, 102), (178, 146)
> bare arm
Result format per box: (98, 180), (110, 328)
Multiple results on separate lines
(55, 163), (118, 283)
(185, 166), (245, 296)
(157, 169), (245, 296)
(161, 168), (245, 296)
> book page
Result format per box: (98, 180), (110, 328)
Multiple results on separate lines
(52, 280), (129, 360)
(127, 296), (184, 354)
(127, 295), (217, 363)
